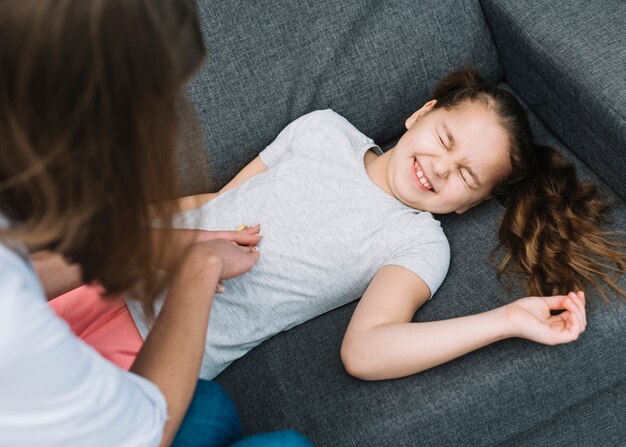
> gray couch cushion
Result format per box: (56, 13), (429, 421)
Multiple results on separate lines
(501, 379), (626, 446)
(178, 0), (501, 195)
(215, 84), (626, 446)
(480, 0), (626, 200)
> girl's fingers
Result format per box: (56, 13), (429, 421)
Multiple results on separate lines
(568, 292), (587, 330)
(576, 291), (587, 327)
(543, 295), (570, 310)
(563, 297), (581, 338)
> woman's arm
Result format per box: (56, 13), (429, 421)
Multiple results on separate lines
(131, 239), (260, 447)
(31, 225), (262, 299)
(176, 155), (268, 212)
(341, 265), (586, 381)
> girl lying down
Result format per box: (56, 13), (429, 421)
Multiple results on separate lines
(128, 67), (624, 380)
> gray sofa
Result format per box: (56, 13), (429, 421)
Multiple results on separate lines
(179, 0), (626, 445)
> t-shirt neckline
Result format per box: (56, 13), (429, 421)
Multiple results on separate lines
(355, 143), (423, 212)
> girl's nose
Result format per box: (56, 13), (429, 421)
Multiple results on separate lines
(431, 156), (449, 179)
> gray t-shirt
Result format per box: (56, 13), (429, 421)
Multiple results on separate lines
(128, 109), (450, 379)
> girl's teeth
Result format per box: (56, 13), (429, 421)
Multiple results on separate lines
(414, 160), (433, 190)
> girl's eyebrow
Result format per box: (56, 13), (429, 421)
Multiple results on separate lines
(443, 122), (483, 188)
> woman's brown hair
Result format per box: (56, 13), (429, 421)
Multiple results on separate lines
(431, 67), (626, 301)
(0, 0), (206, 302)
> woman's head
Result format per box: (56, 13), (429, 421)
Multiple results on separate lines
(391, 67), (625, 300)
(0, 0), (205, 300)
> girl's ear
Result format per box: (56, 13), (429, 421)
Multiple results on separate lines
(405, 99), (437, 129)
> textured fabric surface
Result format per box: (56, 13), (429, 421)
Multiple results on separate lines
(215, 85), (626, 446)
(178, 0), (501, 195)
(480, 0), (626, 200)
(498, 379), (626, 447)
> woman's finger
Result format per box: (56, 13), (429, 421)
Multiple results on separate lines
(215, 281), (225, 294)
(219, 231), (262, 246)
(235, 244), (259, 253)
(241, 224), (261, 234)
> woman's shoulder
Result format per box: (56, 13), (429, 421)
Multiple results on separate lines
(0, 240), (38, 291)
(0, 241), (47, 346)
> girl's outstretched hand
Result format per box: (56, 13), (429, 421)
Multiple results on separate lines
(504, 291), (587, 345)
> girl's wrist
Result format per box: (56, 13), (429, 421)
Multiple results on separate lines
(490, 305), (518, 340)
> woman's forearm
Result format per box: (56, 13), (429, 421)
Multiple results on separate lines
(130, 255), (221, 447)
(342, 307), (512, 380)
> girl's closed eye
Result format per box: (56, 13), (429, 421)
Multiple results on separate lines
(438, 132), (451, 152)
(437, 130), (471, 188)
(459, 169), (469, 186)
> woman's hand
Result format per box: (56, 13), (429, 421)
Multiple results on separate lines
(504, 291), (587, 345)
(151, 225), (262, 272)
(184, 238), (260, 282)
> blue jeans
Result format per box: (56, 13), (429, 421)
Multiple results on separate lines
(171, 380), (313, 447)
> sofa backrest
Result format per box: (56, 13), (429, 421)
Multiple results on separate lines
(177, 0), (502, 194)
(481, 0), (626, 200)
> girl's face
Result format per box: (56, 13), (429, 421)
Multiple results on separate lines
(382, 100), (511, 214)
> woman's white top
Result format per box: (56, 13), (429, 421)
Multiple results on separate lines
(0, 214), (168, 447)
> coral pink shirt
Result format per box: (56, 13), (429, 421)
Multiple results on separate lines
(48, 284), (142, 371)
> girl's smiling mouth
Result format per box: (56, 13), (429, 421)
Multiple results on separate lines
(413, 158), (435, 192)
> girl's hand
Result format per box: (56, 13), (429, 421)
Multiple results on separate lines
(504, 291), (587, 345)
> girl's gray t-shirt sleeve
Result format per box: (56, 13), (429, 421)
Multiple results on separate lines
(259, 110), (333, 167)
(383, 223), (450, 299)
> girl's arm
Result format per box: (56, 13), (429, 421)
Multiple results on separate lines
(176, 155), (268, 212)
(341, 265), (586, 381)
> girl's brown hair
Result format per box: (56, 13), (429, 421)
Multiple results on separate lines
(0, 0), (205, 302)
(431, 67), (626, 301)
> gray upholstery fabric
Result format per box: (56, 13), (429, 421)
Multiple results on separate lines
(178, 0), (501, 195)
(215, 85), (626, 446)
(480, 0), (626, 200)
(498, 379), (626, 447)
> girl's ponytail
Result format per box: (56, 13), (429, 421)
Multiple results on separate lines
(494, 144), (626, 301)
(432, 66), (625, 301)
